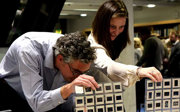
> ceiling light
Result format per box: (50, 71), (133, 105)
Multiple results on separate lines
(133, 4), (137, 7)
(80, 14), (87, 17)
(147, 4), (156, 8)
(60, 13), (69, 16)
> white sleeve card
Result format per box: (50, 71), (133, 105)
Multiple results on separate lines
(74, 82), (124, 112)
(145, 78), (180, 111)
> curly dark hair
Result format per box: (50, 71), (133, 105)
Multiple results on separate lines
(53, 31), (96, 63)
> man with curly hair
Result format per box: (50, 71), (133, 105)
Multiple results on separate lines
(0, 31), (101, 112)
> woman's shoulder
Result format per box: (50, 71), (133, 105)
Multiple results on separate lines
(88, 33), (105, 48)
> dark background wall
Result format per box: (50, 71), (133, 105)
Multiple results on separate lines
(1, 0), (66, 47)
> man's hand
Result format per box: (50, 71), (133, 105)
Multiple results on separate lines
(71, 75), (99, 90)
(61, 74), (99, 99)
(137, 67), (163, 82)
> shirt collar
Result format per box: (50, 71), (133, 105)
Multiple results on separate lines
(44, 44), (55, 69)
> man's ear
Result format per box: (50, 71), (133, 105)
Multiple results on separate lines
(55, 54), (65, 68)
(56, 54), (64, 62)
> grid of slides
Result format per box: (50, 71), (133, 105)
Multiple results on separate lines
(74, 82), (124, 112)
(145, 78), (180, 112)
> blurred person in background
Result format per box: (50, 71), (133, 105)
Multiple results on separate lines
(165, 30), (179, 56)
(164, 30), (180, 77)
(136, 27), (167, 111)
(136, 28), (167, 71)
(134, 37), (143, 65)
(169, 30), (179, 53)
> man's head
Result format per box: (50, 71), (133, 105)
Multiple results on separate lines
(169, 31), (178, 44)
(53, 31), (96, 82)
(138, 27), (151, 45)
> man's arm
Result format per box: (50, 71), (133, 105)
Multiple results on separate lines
(17, 48), (66, 112)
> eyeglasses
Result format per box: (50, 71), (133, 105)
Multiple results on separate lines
(68, 63), (89, 76)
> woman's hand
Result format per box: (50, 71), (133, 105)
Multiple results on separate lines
(137, 67), (163, 82)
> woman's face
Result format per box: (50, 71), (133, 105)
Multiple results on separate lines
(110, 17), (126, 41)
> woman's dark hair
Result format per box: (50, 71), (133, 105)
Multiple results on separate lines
(92, 0), (131, 60)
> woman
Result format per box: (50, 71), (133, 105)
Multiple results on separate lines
(88, 0), (162, 87)
(134, 37), (143, 64)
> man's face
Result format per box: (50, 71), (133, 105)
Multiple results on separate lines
(60, 60), (91, 82)
(169, 33), (176, 43)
